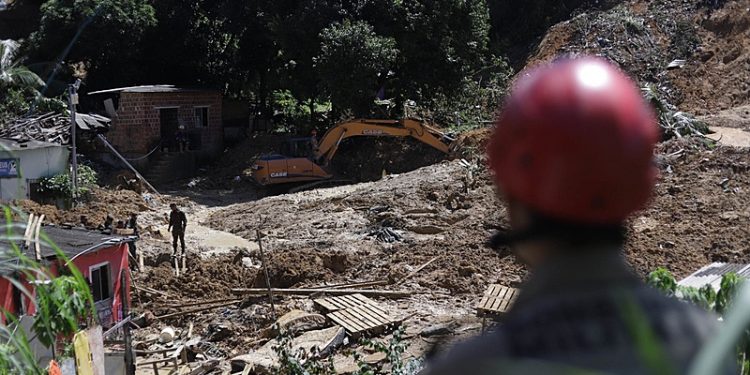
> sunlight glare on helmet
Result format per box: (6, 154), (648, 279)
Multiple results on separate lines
(576, 62), (610, 89)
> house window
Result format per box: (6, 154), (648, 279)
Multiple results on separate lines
(194, 107), (209, 128)
(89, 263), (111, 302)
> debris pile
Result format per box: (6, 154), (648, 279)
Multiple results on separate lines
(0, 112), (110, 144)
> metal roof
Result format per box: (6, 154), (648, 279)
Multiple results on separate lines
(88, 85), (218, 95)
(0, 225), (133, 275)
(0, 138), (64, 152)
(678, 262), (750, 291)
(75, 113), (111, 131)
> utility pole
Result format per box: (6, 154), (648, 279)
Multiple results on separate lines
(68, 79), (81, 201)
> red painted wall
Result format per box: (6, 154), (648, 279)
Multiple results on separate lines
(0, 243), (130, 324)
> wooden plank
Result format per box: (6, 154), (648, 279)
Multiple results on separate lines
(232, 288), (414, 298)
(328, 313), (360, 333)
(477, 295), (490, 309)
(337, 308), (373, 331)
(314, 298), (338, 312)
(330, 311), (366, 333)
(326, 297), (347, 310)
(330, 309), (367, 332)
(357, 305), (390, 326)
(344, 294), (393, 322)
(348, 306), (382, 327)
(487, 284), (499, 296)
(492, 287), (510, 310)
(351, 294), (377, 306)
(334, 295), (357, 308)
(340, 294), (363, 307)
(361, 304), (392, 323)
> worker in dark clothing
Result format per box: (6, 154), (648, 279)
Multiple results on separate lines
(168, 203), (187, 258)
(423, 57), (732, 374)
(127, 213), (139, 261)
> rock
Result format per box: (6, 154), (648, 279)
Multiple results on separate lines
(720, 211), (740, 221)
(363, 352), (387, 364)
(231, 352), (276, 374)
(231, 326), (346, 373)
(264, 310), (328, 337)
(633, 216), (659, 233)
(407, 225), (445, 234)
(292, 326), (346, 357)
(241, 257), (259, 269)
(159, 327), (175, 344)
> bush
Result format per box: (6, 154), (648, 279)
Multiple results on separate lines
(38, 164), (98, 198)
(647, 267), (748, 371)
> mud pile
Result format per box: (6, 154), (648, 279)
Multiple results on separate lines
(332, 137), (447, 182)
(527, 0), (750, 116)
(208, 137), (750, 293)
(16, 188), (153, 226)
(670, 0), (750, 114)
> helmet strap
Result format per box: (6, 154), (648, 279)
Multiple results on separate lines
(486, 215), (626, 251)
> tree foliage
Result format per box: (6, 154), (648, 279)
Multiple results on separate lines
(18, 0), (511, 130)
(317, 20), (398, 117)
(25, 0), (156, 90)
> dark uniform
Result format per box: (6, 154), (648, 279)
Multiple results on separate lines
(169, 209), (187, 257)
(127, 214), (139, 260)
(424, 251), (730, 374)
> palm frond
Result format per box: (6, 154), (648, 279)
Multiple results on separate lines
(5, 67), (44, 89)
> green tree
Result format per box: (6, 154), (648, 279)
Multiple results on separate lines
(25, 0), (156, 90)
(0, 40), (44, 90)
(317, 20), (398, 117)
(392, 0), (492, 103)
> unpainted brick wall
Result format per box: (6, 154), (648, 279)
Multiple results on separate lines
(107, 90), (223, 157)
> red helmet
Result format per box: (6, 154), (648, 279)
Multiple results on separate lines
(488, 57), (659, 224)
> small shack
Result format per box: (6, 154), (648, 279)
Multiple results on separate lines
(89, 85), (223, 160)
(0, 139), (69, 201)
(0, 225), (133, 327)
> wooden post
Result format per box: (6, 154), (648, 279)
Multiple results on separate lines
(256, 229), (276, 320)
(121, 272), (135, 375)
(34, 215), (45, 261)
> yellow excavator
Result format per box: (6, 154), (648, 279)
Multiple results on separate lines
(251, 118), (453, 190)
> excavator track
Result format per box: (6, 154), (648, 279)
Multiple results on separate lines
(287, 179), (354, 194)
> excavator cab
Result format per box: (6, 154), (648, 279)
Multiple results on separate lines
(252, 137), (331, 185)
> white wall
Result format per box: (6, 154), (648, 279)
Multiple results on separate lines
(0, 146), (69, 200)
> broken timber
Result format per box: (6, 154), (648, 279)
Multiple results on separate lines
(231, 288), (414, 298)
(96, 134), (160, 195)
(476, 284), (518, 317)
(155, 300), (241, 320)
(314, 294), (400, 338)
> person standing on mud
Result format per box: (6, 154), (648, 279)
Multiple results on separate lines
(423, 57), (732, 374)
(168, 203), (187, 258)
(127, 213), (139, 261)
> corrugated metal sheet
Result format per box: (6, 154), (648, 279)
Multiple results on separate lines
(678, 262), (750, 290)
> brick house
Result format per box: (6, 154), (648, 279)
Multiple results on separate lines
(89, 85), (223, 161)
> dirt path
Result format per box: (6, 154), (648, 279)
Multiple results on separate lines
(137, 190), (259, 260)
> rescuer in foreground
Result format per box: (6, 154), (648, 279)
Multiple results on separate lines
(423, 57), (730, 374)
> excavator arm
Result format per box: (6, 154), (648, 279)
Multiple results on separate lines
(315, 118), (452, 164)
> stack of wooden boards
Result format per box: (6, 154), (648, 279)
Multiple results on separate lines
(476, 284), (519, 318)
(313, 294), (401, 338)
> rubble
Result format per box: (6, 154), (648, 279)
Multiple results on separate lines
(0, 112), (110, 144)
(104, 2), (750, 371)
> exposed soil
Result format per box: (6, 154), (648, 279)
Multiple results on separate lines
(107, 1), (750, 371)
(332, 137), (447, 182)
(527, 0), (750, 117)
(15, 187), (153, 227)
